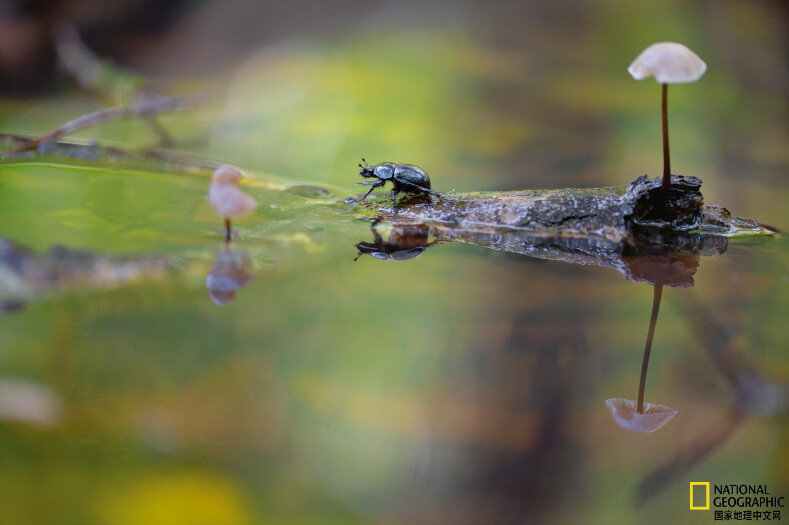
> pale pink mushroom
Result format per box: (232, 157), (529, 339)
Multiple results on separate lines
(605, 398), (678, 433)
(208, 165), (258, 241)
(628, 42), (707, 192)
(628, 42), (706, 84)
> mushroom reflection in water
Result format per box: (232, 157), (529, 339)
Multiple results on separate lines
(208, 165), (258, 242)
(354, 220), (440, 261)
(606, 284), (678, 433)
(628, 42), (706, 194)
(605, 398), (677, 434)
(205, 249), (255, 306)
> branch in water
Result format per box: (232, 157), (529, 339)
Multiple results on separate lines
(8, 93), (207, 154)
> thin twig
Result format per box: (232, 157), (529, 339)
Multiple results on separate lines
(8, 94), (207, 154)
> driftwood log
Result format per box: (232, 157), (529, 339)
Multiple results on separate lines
(348, 174), (773, 286)
(348, 174), (768, 243)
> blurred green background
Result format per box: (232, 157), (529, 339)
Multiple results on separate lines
(0, 0), (787, 523)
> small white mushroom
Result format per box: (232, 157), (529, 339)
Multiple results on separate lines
(628, 42), (707, 192)
(628, 42), (707, 84)
(207, 165), (258, 242)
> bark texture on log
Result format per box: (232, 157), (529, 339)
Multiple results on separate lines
(349, 174), (767, 242)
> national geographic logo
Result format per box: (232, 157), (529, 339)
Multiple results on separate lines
(690, 482), (785, 521)
(690, 482), (710, 510)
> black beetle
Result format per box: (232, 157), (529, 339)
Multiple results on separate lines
(356, 159), (441, 208)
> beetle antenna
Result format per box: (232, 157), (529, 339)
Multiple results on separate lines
(361, 157), (367, 166)
(358, 163), (363, 168)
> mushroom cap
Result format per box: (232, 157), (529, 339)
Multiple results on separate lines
(208, 183), (258, 219)
(628, 42), (707, 84)
(605, 398), (678, 433)
(211, 165), (244, 185)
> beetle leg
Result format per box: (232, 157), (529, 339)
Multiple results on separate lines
(358, 180), (385, 201)
(391, 188), (398, 209)
(360, 186), (377, 200)
(398, 181), (442, 199)
(420, 189), (442, 200)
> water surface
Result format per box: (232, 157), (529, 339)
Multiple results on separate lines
(0, 2), (786, 524)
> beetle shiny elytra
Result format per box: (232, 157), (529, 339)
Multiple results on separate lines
(356, 159), (441, 208)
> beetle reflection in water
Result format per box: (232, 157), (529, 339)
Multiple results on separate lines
(354, 219), (441, 261)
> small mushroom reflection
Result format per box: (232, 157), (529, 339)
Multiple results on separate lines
(636, 292), (788, 504)
(205, 249), (255, 306)
(606, 284), (677, 433)
(354, 220), (441, 261)
(605, 398), (677, 433)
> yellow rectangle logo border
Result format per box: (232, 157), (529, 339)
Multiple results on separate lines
(690, 482), (710, 510)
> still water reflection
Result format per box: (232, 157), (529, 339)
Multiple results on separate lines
(0, 201), (783, 523)
(0, 0), (787, 523)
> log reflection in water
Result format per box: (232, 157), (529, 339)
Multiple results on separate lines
(0, 238), (173, 312)
(353, 218), (728, 286)
(0, 239), (259, 310)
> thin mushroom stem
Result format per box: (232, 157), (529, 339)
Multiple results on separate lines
(224, 219), (232, 244)
(661, 83), (671, 192)
(637, 284), (663, 413)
